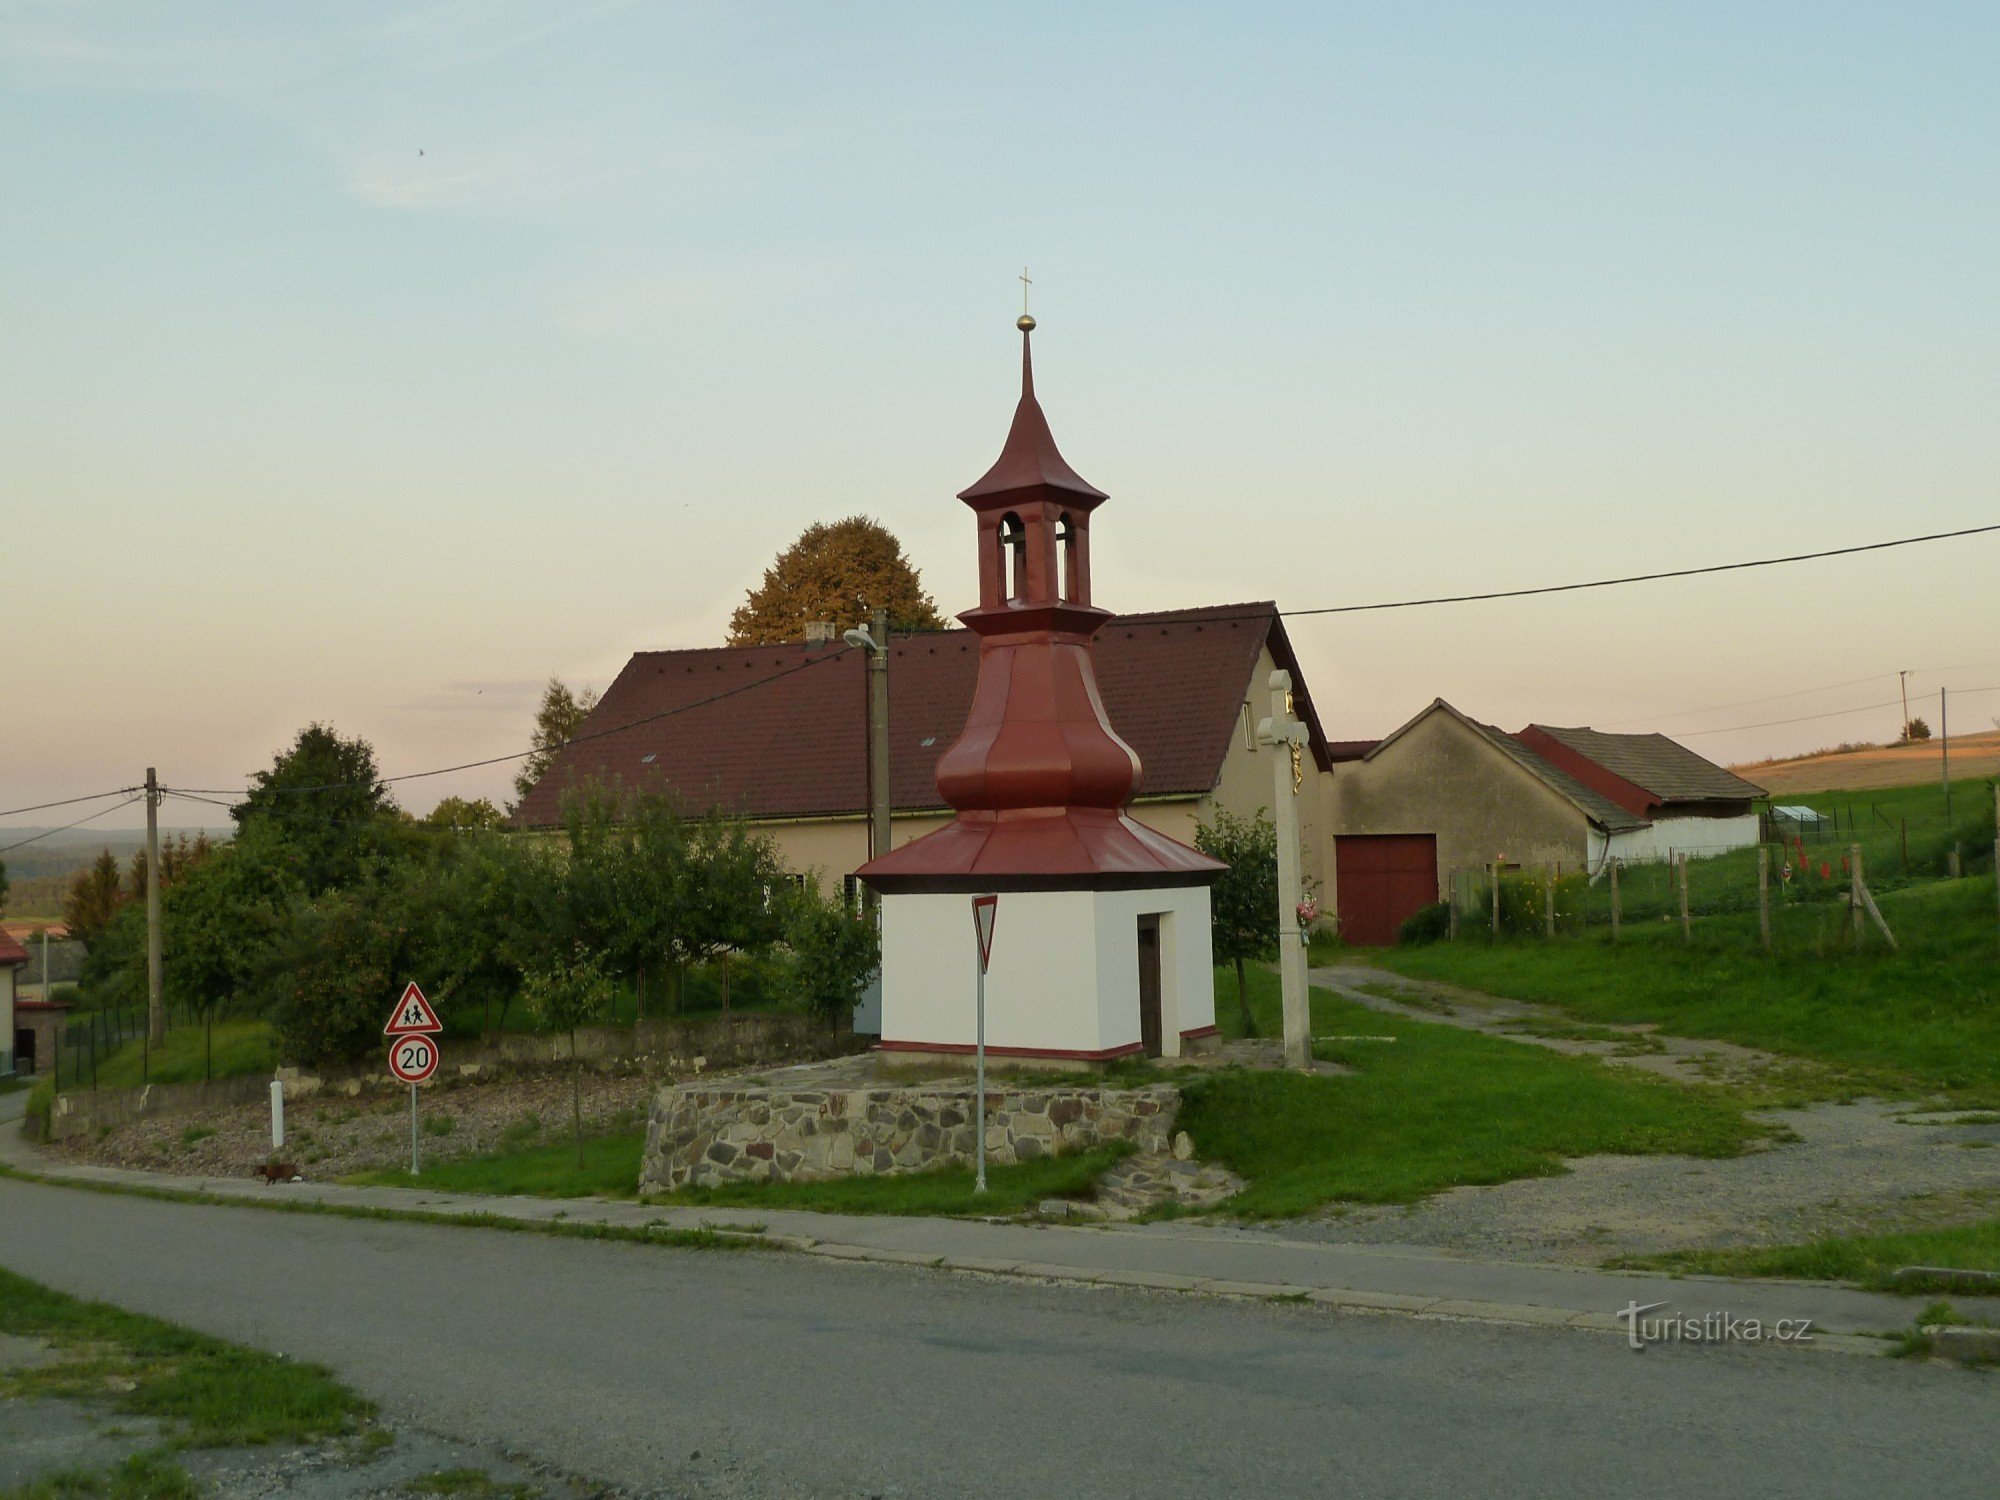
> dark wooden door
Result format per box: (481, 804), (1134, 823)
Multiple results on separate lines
(14, 1027), (35, 1074)
(1335, 835), (1440, 946)
(1136, 915), (1163, 1057)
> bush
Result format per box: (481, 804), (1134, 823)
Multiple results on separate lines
(782, 888), (879, 1026)
(1398, 902), (1452, 945)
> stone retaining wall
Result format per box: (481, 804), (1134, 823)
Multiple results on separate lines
(640, 1080), (1181, 1191)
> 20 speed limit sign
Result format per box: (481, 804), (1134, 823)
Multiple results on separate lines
(388, 1033), (440, 1084)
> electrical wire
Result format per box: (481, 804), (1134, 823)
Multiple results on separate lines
(0, 795), (147, 856)
(1672, 683), (2000, 738)
(0, 787), (144, 820)
(164, 644), (862, 801)
(25, 517), (1998, 814)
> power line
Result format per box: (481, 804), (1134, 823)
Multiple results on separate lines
(1673, 683), (2000, 739)
(1276, 521), (2000, 619)
(0, 795), (147, 857)
(165, 645), (862, 802)
(0, 786), (144, 820)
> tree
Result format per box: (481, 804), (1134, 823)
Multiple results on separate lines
(676, 813), (788, 1019)
(63, 850), (127, 946)
(513, 678), (599, 809)
(1904, 718), (1933, 742)
(520, 945), (617, 1166)
(160, 834), (301, 1077)
(1196, 808), (1278, 1038)
(233, 723), (401, 893)
(0, 858), (9, 912)
(424, 796), (507, 832)
(782, 884), (879, 1031)
(727, 516), (945, 645)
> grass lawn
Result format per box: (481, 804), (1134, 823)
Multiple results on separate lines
(345, 1127), (1129, 1218)
(344, 1132), (647, 1198)
(1620, 1219), (2000, 1288)
(1187, 966), (1765, 1217)
(1375, 875), (2000, 1102)
(0, 1266), (373, 1452)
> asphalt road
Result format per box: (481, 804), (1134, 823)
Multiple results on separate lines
(0, 1177), (1989, 1499)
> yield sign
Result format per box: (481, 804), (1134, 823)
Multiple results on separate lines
(971, 894), (998, 974)
(384, 981), (443, 1036)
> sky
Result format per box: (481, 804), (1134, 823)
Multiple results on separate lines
(4, 1), (1998, 833)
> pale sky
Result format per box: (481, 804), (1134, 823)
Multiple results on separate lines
(5, 1), (1998, 831)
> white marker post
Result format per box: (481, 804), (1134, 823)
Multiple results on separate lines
(971, 894), (999, 1194)
(269, 1079), (285, 1151)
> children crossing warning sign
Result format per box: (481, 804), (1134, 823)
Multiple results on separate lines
(384, 981), (442, 1036)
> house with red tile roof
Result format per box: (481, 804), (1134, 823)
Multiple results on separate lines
(515, 600), (1340, 907)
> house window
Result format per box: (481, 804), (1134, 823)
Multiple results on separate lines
(999, 512), (1026, 602)
(842, 873), (863, 912)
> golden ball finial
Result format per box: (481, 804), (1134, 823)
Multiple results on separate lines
(1017, 313), (1036, 332)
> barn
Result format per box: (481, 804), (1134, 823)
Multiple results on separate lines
(1326, 700), (1764, 944)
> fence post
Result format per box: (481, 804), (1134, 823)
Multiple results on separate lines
(1447, 869), (1459, 941)
(1544, 864), (1556, 939)
(1491, 858), (1501, 940)
(1758, 845), (1771, 954)
(1949, 844), (1963, 879)
(1611, 858), (1622, 941)
(1678, 854), (1691, 941)
(1850, 843), (1864, 944)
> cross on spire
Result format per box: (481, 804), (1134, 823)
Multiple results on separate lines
(1019, 266), (1032, 316)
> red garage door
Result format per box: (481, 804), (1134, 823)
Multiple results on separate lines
(1336, 835), (1439, 946)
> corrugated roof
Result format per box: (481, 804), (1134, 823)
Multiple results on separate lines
(1474, 723), (1653, 834)
(1528, 725), (1767, 802)
(515, 603), (1311, 828)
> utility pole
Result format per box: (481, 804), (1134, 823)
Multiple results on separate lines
(145, 768), (164, 1046)
(1941, 687), (1951, 822)
(843, 612), (892, 911)
(1899, 669), (1910, 741)
(1257, 670), (1311, 1071)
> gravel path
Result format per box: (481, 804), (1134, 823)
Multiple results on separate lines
(1274, 964), (2000, 1264)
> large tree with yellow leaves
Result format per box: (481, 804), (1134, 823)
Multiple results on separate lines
(727, 516), (945, 645)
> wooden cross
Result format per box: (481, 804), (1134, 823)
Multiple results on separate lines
(1020, 266), (1032, 316)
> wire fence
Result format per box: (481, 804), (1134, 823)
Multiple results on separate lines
(33, 999), (151, 1093)
(1439, 795), (1999, 953)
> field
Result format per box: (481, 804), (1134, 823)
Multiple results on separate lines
(1736, 728), (2000, 795)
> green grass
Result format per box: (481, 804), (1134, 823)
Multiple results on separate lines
(37, 1018), (275, 1095)
(344, 1132), (646, 1199)
(402, 1470), (537, 1498)
(1377, 875), (2000, 1102)
(1620, 1218), (2000, 1289)
(345, 1126), (1131, 1218)
(1191, 966), (1766, 1218)
(0, 1452), (202, 1500)
(657, 1145), (1131, 1217)
(0, 1266), (372, 1449)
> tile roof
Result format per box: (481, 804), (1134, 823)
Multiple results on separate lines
(0, 931), (27, 966)
(1475, 723), (1652, 834)
(515, 603), (1317, 829)
(1527, 725), (1767, 803)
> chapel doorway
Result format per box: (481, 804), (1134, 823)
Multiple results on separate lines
(1137, 915), (1163, 1058)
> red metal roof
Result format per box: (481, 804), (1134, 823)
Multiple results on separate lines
(514, 603), (1318, 828)
(0, 931), (28, 966)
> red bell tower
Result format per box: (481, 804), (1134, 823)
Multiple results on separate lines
(861, 316), (1223, 889)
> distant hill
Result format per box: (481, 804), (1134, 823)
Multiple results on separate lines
(1734, 729), (2000, 796)
(0, 826), (231, 919)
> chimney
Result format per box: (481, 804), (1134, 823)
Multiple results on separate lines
(803, 621), (837, 644)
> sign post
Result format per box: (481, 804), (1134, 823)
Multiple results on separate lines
(971, 895), (998, 1195)
(384, 982), (443, 1176)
